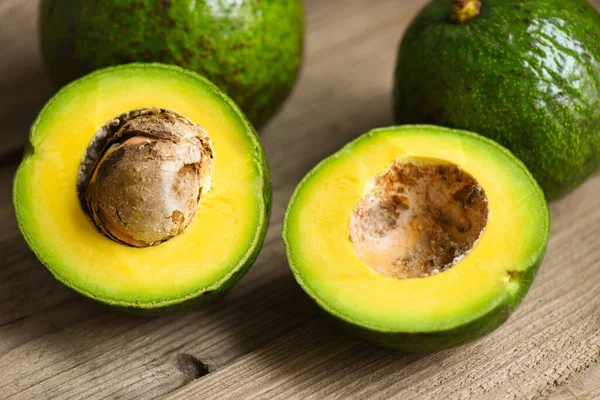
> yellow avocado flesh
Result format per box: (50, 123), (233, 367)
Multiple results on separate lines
(283, 126), (549, 334)
(14, 64), (269, 307)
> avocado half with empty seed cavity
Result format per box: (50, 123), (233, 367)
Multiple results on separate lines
(14, 63), (271, 311)
(283, 126), (549, 351)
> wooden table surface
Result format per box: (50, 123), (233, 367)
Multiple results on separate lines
(1, 0), (600, 399)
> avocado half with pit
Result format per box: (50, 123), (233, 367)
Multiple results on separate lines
(14, 63), (271, 311)
(393, 0), (600, 200)
(283, 126), (549, 351)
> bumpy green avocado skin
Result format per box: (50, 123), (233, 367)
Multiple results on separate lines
(394, 0), (600, 199)
(40, 0), (304, 128)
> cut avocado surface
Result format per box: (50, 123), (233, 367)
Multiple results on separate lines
(394, 0), (600, 200)
(40, 0), (305, 128)
(14, 63), (271, 310)
(283, 126), (549, 351)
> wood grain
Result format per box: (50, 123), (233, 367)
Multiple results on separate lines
(0, 0), (599, 399)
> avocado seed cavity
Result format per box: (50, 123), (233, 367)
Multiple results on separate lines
(77, 108), (213, 247)
(350, 160), (488, 279)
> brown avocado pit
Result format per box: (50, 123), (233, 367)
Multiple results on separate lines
(350, 159), (488, 279)
(77, 107), (213, 248)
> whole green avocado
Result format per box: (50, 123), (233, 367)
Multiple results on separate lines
(40, 0), (304, 128)
(393, 0), (600, 199)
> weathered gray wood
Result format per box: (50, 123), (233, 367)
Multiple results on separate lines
(550, 364), (600, 400)
(0, 0), (599, 399)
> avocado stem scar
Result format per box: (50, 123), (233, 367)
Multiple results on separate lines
(449, 0), (482, 23)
